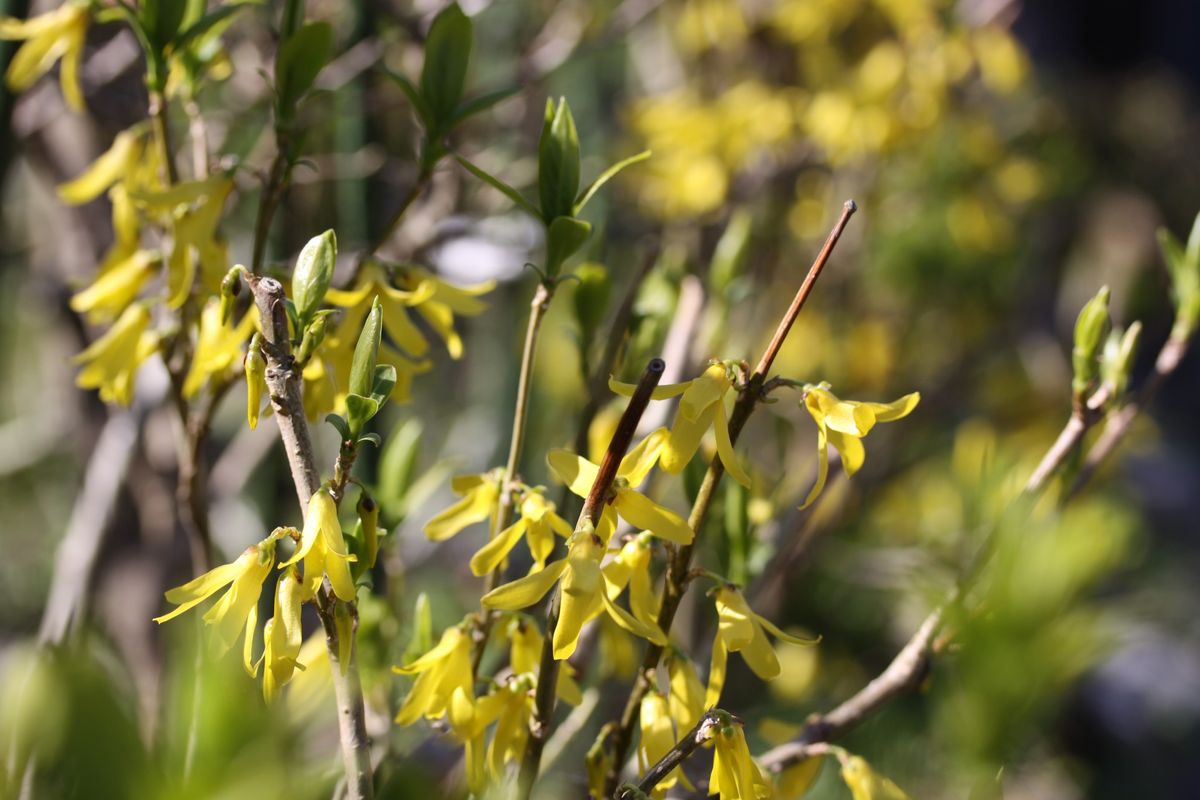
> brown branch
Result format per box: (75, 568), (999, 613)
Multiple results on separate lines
(603, 201), (858, 794)
(618, 710), (722, 799)
(517, 358), (667, 800)
(246, 275), (374, 800)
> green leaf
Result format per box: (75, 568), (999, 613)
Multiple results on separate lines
(537, 98), (581, 223)
(357, 432), (382, 448)
(378, 418), (423, 505)
(346, 394), (380, 436)
(572, 263), (610, 345)
(574, 150), (650, 214)
(325, 413), (352, 441)
(370, 363), (397, 408)
(349, 297), (382, 398)
(172, 1), (258, 54)
(402, 593), (434, 664)
(141, 0), (189, 51)
(420, 3), (472, 128)
(276, 21), (334, 121)
(449, 86), (520, 126)
(544, 216), (591, 279)
(710, 208), (752, 293)
(455, 155), (541, 219)
(385, 68), (433, 128)
(292, 229), (337, 328)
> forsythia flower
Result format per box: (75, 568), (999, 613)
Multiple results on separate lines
(602, 532), (659, 629)
(548, 429), (693, 545)
(69, 250), (157, 323)
(153, 535), (277, 670)
(708, 717), (771, 800)
(392, 264), (495, 359)
(509, 617), (583, 705)
(470, 488), (573, 576)
(260, 568), (307, 701)
(840, 753), (911, 800)
(447, 686), (505, 794)
(706, 586), (816, 707)
(639, 691), (686, 797)
(324, 262), (434, 360)
(482, 530), (667, 660)
(72, 303), (159, 405)
(0, 1), (89, 111)
(182, 301), (257, 397)
(666, 648), (706, 733)
(393, 624), (473, 725)
(425, 470), (502, 541)
(612, 362), (751, 486)
(484, 678), (535, 781)
(56, 126), (146, 205)
(800, 385), (920, 508)
(279, 488), (357, 602)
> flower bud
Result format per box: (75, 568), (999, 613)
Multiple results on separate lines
(1103, 320), (1142, 398)
(219, 265), (245, 325)
(357, 490), (380, 569)
(245, 333), (266, 429)
(1072, 286), (1111, 397)
(537, 97), (581, 223)
(292, 230), (336, 327)
(295, 313), (328, 365)
(349, 296), (382, 399)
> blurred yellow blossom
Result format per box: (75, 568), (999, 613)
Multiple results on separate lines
(0, 1), (89, 110)
(72, 303), (160, 405)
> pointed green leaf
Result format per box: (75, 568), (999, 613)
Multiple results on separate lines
(420, 3), (472, 127)
(538, 98), (581, 223)
(574, 150), (650, 214)
(450, 86), (520, 126)
(357, 432), (383, 448)
(346, 394), (380, 435)
(276, 21), (334, 121)
(350, 297), (383, 398)
(325, 413), (352, 441)
(370, 363), (397, 407)
(455, 155), (541, 219)
(385, 68), (433, 128)
(172, 1), (258, 53)
(378, 418), (423, 505)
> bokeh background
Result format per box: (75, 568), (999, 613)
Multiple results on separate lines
(2, 0), (1200, 798)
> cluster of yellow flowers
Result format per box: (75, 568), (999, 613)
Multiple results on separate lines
(626, 0), (1042, 234)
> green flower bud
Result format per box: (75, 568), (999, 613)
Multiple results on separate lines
(218, 265), (245, 325)
(349, 296), (382, 399)
(292, 229), (336, 327)
(1102, 320), (1142, 398)
(357, 490), (380, 569)
(245, 332), (266, 430)
(537, 97), (581, 224)
(1072, 286), (1111, 397)
(295, 312), (329, 365)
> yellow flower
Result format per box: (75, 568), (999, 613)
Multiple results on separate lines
(393, 624), (473, 725)
(69, 250), (157, 323)
(485, 678), (535, 781)
(482, 531), (667, 660)
(602, 532), (659, 629)
(706, 586), (816, 707)
(840, 753), (911, 800)
(261, 567), (308, 701)
(56, 126), (146, 205)
(153, 536), (277, 668)
(447, 686), (506, 794)
(469, 488), (573, 576)
(393, 265), (494, 359)
(0, 1), (89, 111)
(800, 385), (920, 508)
(666, 648), (706, 733)
(548, 429), (693, 545)
(708, 717), (770, 800)
(72, 303), (159, 405)
(424, 470), (502, 541)
(279, 488), (357, 602)
(301, 356), (337, 421)
(182, 300), (258, 397)
(638, 691), (685, 797)
(508, 617), (583, 705)
(611, 362), (751, 486)
(324, 263), (434, 359)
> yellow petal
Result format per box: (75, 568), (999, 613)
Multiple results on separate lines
(58, 129), (140, 204)
(618, 427), (668, 486)
(753, 612), (820, 646)
(864, 391), (921, 423)
(661, 403), (713, 473)
(715, 588), (757, 652)
(482, 559), (567, 610)
(469, 518), (528, 577)
(608, 376), (691, 400)
(69, 250), (156, 323)
(379, 290), (430, 357)
(395, 669), (437, 726)
(601, 590), (667, 646)
(668, 654), (705, 732)
(57, 21), (84, 111)
(4, 25), (65, 92)
(205, 550), (271, 656)
(841, 755), (912, 800)
(242, 598), (260, 678)
(548, 448), (599, 498)
(615, 489), (693, 545)
(415, 301), (463, 359)
(705, 636), (728, 709)
(825, 400), (877, 437)
(739, 620), (782, 680)
(828, 429), (866, 477)
(280, 490), (334, 567)
(799, 418), (830, 510)
(713, 398), (751, 487)
(678, 363), (729, 421)
(154, 555), (245, 623)
(394, 626), (465, 675)
(424, 483), (497, 541)
(553, 580), (602, 661)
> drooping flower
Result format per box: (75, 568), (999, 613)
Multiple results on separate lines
(611, 361), (751, 486)
(706, 586), (817, 707)
(482, 530), (667, 660)
(260, 567), (308, 701)
(279, 488), (357, 602)
(447, 686), (506, 794)
(840, 753), (911, 800)
(602, 532), (659, 629)
(153, 535), (278, 668)
(72, 303), (160, 405)
(485, 677), (535, 781)
(56, 125), (146, 205)
(393, 624), (473, 725)
(69, 250), (157, 323)
(666, 648), (706, 733)
(0, 1), (89, 111)
(508, 617), (583, 705)
(708, 716), (771, 800)
(639, 691), (686, 797)
(800, 385), (920, 508)
(324, 263), (436, 359)
(469, 488), (573, 575)
(424, 470), (502, 541)
(182, 300), (258, 397)
(392, 264), (495, 359)
(548, 429), (693, 545)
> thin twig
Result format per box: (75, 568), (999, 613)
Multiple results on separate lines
(517, 358), (667, 800)
(618, 710), (722, 798)
(603, 201), (858, 793)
